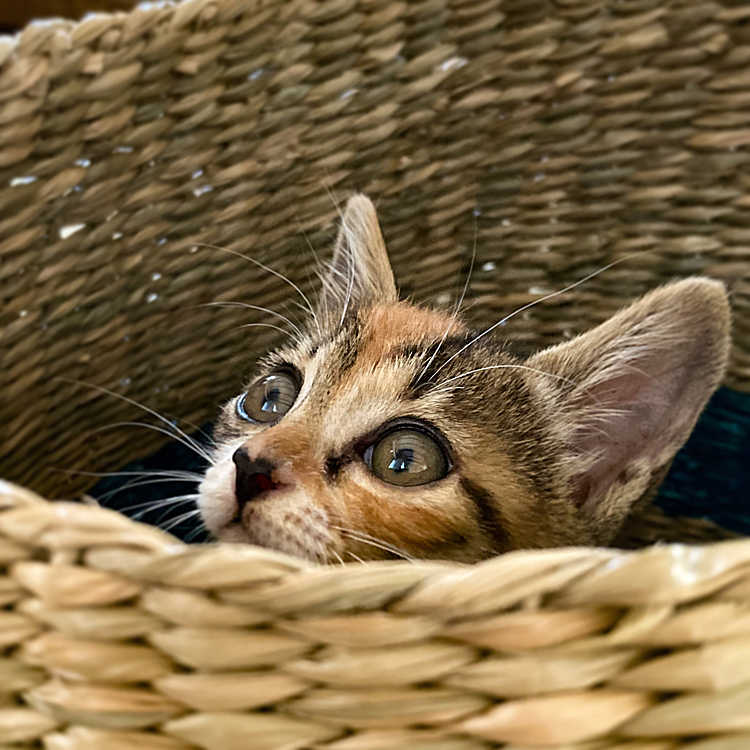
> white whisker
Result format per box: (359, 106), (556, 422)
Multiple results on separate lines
(61, 379), (214, 465)
(199, 301), (305, 339)
(96, 476), (199, 503)
(432, 364), (577, 392)
(129, 494), (200, 520)
(294, 213), (329, 321)
(329, 548), (346, 567)
(332, 525), (415, 561)
(185, 521), (209, 543)
(54, 468), (204, 482)
(339, 239), (357, 329)
(160, 508), (203, 533)
(235, 322), (298, 340)
(418, 218), (478, 381)
(430, 250), (652, 381)
(324, 186), (357, 330)
(194, 242), (320, 335)
(88, 421), (214, 465)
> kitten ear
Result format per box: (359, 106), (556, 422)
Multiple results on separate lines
(527, 278), (730, 537)
(319, 194), (397, 318)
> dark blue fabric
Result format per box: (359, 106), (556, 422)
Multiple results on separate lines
(92, 387), (750, 542)
(654, 386), (750, 535)
(91, 428), (212, 543)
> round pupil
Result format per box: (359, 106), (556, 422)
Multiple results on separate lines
(239, 372), (299, 423)
(370, 429), (449, 487)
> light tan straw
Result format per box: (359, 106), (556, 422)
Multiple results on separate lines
(2, 0), (750, 746)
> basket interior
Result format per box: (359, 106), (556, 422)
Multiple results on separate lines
(5, 3), (750, 748)
(2, 0), (750, 509)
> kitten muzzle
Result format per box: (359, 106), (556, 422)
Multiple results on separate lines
(232, 449), (284, 511)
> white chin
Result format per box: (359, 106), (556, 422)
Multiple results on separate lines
(197, 464), (238, 535)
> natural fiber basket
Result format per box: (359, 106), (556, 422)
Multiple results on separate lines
(2, 0), (750, 747)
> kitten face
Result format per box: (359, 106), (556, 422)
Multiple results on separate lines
(200, 302), (564, 562)
(199, 195), (731, 563)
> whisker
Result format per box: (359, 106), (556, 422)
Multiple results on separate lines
(95, 475), (199, 503)
(287, 298), (316, 323)
(317, 262), (353, 322)
(235, 322), (298, 340)
(342, 533), (414, 562)
(165, 416), (217, 451)
(459, 212), (479, 317)
(185, 523), (209, 543)
(346, 550), (366, 564)
(340, 255), (356, 329)
(198, 301), (305, 340)
(323, 183), (344, 230)
(128, 497), (197, 520)
(293, 212), (328, 320)
(329, 548), (346, 567)
(418, 215), (478, 381)
(54, 468), (204, 482)
(430, 250), (653, 381)
(160, 508), (203, 534)
(431, 364), (577, 393)
(323, 186), (358, 330)
(87, 421), (214, 465)
(331, 525), (415, 562)
(193, 242), (320, 336)
(60, 379), (214, 464)
(128, 494), (200, 520)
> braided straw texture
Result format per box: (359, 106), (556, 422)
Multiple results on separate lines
(2, 0), (750, 746)
(3, 482), (750, 749)
(3, 0), (750, 498)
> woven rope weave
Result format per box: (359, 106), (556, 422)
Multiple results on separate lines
(3, 482), (750, 749)
(2, 0), (750, 746)
(4, 0), (750, 498)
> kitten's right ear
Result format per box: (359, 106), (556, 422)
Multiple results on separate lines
(318, 194), (398, 319)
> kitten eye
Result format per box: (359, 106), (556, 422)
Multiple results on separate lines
(237, 370), (300, 424)
(365, 428), (449, 487)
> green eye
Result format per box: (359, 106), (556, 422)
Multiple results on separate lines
(365, 428), (450, 487)
(237, 370), (300, 424)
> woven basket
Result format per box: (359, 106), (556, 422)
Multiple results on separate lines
(3, 0), (750, 747)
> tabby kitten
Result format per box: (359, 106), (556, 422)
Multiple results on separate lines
(198, 195), (730, 563)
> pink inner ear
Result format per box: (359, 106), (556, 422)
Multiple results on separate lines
(569, 361), (697, 512)
(529, 278), (729, 520)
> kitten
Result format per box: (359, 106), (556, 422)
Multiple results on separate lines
(198, 195), (731, 563)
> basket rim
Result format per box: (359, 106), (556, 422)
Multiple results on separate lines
(3, 478), (750, 613)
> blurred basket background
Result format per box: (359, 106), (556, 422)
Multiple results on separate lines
(2, 0), (750, 747)
(0, 1), (136, 36)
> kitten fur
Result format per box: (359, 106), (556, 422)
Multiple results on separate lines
(198, 195), (731, 563)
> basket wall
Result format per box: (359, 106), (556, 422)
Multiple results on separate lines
(2, 1), (750, 748)
(3, 0), (750, 497)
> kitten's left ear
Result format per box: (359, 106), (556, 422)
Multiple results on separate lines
(319, 194), (397, 317)
(527, 278), (731, 540)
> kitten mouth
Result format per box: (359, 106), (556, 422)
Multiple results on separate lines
(233, 474), (289, 519)
(239, 472), (279, 496)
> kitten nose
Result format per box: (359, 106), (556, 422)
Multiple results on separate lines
(232, 448), (278, 511)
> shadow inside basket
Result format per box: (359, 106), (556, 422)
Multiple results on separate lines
(89, 386), (750, 548)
